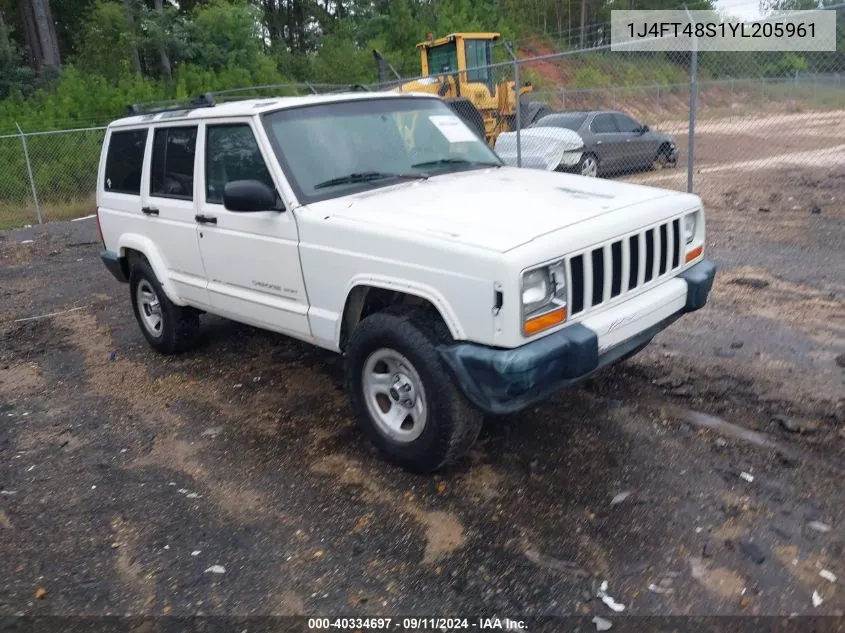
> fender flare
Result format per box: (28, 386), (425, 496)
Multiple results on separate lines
(336, 275), (465, 346)
(117, 234), (184, 306)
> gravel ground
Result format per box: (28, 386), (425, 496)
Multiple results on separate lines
(0, 182), (844, 629)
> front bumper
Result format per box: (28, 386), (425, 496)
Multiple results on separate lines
(438, 259), (716, 415)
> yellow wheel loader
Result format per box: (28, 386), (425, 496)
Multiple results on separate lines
(374, 33), (552, 147)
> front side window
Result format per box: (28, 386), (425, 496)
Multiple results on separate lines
(262, 97), (502, 204)
(150, 126), (197, 200)
(104, 129), (148, 195)
(464, 40), (491, 83)
(427, 41), (458, 75)
(205, 124), (275, 205)
(591, 114), (618, 134)
(613, 114), (641, 133)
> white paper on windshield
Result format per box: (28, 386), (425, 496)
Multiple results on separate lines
(428, 115), (478, 143)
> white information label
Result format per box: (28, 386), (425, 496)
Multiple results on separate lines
(429, 115), (478, 143)
(611, 9), (837, 52)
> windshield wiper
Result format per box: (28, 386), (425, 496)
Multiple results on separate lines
(410, 158), (502, 170)
(313, 171), (428, 190)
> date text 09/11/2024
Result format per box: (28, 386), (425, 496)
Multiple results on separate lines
(629, 20), (816, 39)
(307, 617), (528, 630)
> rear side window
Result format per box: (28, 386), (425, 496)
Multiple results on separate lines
(151, 126), (198, 200)
(104, 129), (148, 195)
(205, 124), (275, 205)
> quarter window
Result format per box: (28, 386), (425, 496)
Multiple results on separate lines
(205, 124), (275, 205)
(103, 129), (148, 195)
(150, 126), (197, 200)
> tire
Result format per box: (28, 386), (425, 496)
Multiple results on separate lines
(577, 152), (599, 178)
(129, 257), (200, 354)
(653, 144), (676, 170)
(345, 307), (483, 473)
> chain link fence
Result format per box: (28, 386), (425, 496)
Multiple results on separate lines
(499, 5), (845, 206)
(1, 15), (844, 229)
(0, 126), (109, 230)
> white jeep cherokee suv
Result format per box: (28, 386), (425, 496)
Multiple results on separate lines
(97, 91), (716, 473)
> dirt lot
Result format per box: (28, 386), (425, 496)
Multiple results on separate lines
(629, 110), (845, 204)
(0, 169), (844, 627)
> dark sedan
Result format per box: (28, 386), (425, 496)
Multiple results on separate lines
(529, 110), (678, 178)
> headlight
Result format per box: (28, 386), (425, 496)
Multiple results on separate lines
(522, 268), (552, 314)
(684, 212), (697, 244)
(522, 260), (567, 335)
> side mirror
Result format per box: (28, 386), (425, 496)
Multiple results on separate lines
(640, 125), (650, 134)
(223, 180), (284, 212)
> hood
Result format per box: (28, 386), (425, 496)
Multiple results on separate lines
(494, 127), (584, 170)
(309, 167), (698, 253)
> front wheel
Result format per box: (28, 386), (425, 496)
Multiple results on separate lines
(653, 145), (676, 170)
(345, 308), (482, 473)
(578, 153), (599, 178)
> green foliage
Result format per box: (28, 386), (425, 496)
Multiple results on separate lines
(74, 1), (137, 82)
(184, 0), (266, 73)
(569, 66), (614, 88)
(0, 16), (34, 99)
(763, 52), (809, 77)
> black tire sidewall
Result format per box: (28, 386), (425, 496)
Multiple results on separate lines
(129, 259), (191, 354)
(346, 312), (473, 472)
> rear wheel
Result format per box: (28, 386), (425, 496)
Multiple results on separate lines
(129, 257), (200, 354)
(345, 307), (482, 473)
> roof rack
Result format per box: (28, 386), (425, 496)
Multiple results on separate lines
(126, 92), (215, 116)
(125, 83), (378, 117)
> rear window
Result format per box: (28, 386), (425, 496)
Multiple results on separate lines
(533, 113), (587, 131)
(104, 129), (148, 195)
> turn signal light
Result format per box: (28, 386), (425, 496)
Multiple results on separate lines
(524, 307), (566, 335)
(685, 245), (703, 263)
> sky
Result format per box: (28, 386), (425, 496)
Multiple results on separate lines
(715, 0), (765, 21)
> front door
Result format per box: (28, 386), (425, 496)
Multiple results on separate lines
(194, 119), (311, 340)
(613, 113), (659, 169)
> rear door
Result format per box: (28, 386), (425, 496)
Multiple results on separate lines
(193, 118), (310, 339)
(589, 113), (625, 171)
(140, 124), (210, 307)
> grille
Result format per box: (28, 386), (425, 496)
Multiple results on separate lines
(568, 218), (682, 317)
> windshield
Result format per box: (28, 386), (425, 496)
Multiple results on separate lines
(261, 97), (502, 203)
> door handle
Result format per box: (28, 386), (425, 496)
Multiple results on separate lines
(195, 214), (217, 225)
(141, 206), (159, 216)
(596, 140), (602, 145)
